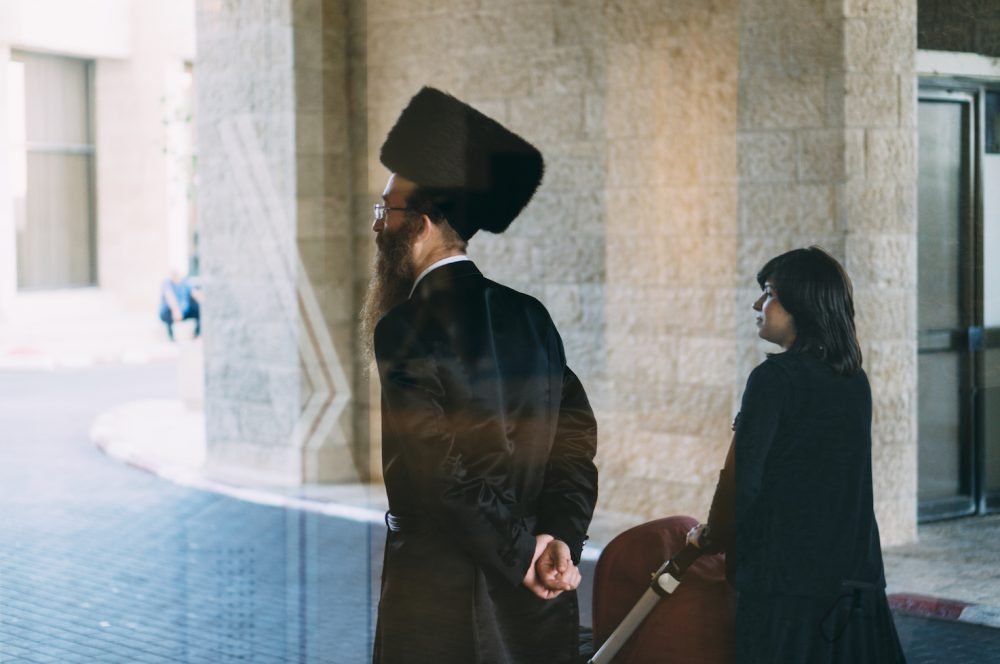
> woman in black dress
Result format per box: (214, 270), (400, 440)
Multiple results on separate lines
(690, 247), (906, 663)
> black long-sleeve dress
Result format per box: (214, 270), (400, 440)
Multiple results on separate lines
(372, 260), (599, 664)
(708, 351), (905, 663)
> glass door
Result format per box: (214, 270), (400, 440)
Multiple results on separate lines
(980, 89), (1000, 513)
(917, 90), (976, 520)
(918, 83), (1000, 520)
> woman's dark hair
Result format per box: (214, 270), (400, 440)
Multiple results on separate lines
(756, 246), (863, 375)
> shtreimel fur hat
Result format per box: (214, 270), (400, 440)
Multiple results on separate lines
(379, 87), (544, 241)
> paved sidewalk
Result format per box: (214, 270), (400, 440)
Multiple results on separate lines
(0, 289), (179, 370)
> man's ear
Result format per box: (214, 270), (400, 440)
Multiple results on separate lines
(416, 214), (436, 241)
(409, 214), (438, 263)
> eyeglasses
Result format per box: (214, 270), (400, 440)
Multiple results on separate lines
(373, 203), (411, 222)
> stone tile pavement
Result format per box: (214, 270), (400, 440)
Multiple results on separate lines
(91, 380), (1000, 626)
(3, 299), (1000, 662)
(1, 365), (382, 664)
(3, 362), (999, 662)
(884, 515), (1000, 628)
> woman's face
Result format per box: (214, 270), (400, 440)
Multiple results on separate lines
(753, 280), (796, 350)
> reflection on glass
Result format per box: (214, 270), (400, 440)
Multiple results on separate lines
(918, 353), (962, 501)
(984, 153), (1000, 328)
(917, 101), (963, 331)
(985, 348), (1000, 493)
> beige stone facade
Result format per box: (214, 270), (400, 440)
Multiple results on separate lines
(198, 0), (921, 544)
(737, 0), (918, 544)
(353, 0), (747, 530)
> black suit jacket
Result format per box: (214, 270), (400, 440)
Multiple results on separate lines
(372, 260), (598, 664)
(729, 352), (886, 597)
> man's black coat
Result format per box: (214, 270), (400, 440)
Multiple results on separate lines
(372, 260), (598, 664)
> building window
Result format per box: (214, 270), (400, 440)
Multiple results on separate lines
(8, 51), (96, 290)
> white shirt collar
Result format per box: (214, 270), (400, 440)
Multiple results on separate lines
(410, 255), (471, 297)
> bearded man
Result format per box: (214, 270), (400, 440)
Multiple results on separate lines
(361, 87), (599, 664)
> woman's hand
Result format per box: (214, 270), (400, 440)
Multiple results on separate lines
(686, 523), (710, 549)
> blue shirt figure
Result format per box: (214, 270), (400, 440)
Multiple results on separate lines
(159, 270), (201, 341)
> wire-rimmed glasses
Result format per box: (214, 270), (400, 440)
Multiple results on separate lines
(373, 203), (410, 222)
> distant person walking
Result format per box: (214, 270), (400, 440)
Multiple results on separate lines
(159, 269), (201, 341)
(689, 246), (906, 663)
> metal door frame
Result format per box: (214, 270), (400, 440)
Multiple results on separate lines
(918, 79), (1000, 520)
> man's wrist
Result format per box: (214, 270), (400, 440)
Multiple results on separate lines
(537, 529), (585, 565)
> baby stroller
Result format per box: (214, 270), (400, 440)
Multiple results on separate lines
(585, 515), (736, 663)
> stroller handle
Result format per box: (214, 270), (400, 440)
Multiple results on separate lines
(587, 542), (704, 664)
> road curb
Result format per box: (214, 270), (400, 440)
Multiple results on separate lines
(889, 593), (1000, 629)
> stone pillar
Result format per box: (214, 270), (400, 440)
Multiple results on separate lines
(196, 0), (358, 485)
(738, 0), (918, 545)
(843, 0), (919, 546)
(584, 0), (741, 520)
(344, 0), (373, 479)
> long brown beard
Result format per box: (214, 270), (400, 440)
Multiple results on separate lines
(360, 220), (420, 365)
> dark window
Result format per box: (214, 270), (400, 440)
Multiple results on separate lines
(918, 0), (1000, 58)
(987, 91), (1000, 155)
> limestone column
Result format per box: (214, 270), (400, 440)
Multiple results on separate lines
(196, 0), (358, 485)
(737, 0), (918, 544)
(842, 0), (919, 545)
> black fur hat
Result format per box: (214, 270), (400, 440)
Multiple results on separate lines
(379, 87), (544, 241)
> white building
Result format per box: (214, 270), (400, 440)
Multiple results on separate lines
(0, 0), (196, 342)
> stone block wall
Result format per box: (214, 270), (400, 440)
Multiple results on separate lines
(844, 0), (919, 545)
(199, 0), (919, 544)
(738, 0), (917, 544)
(357, 0), (743, 523)
(198, 0), (301, 484)
(588, 1), (742, 520)
(292, 0), (358, 482)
